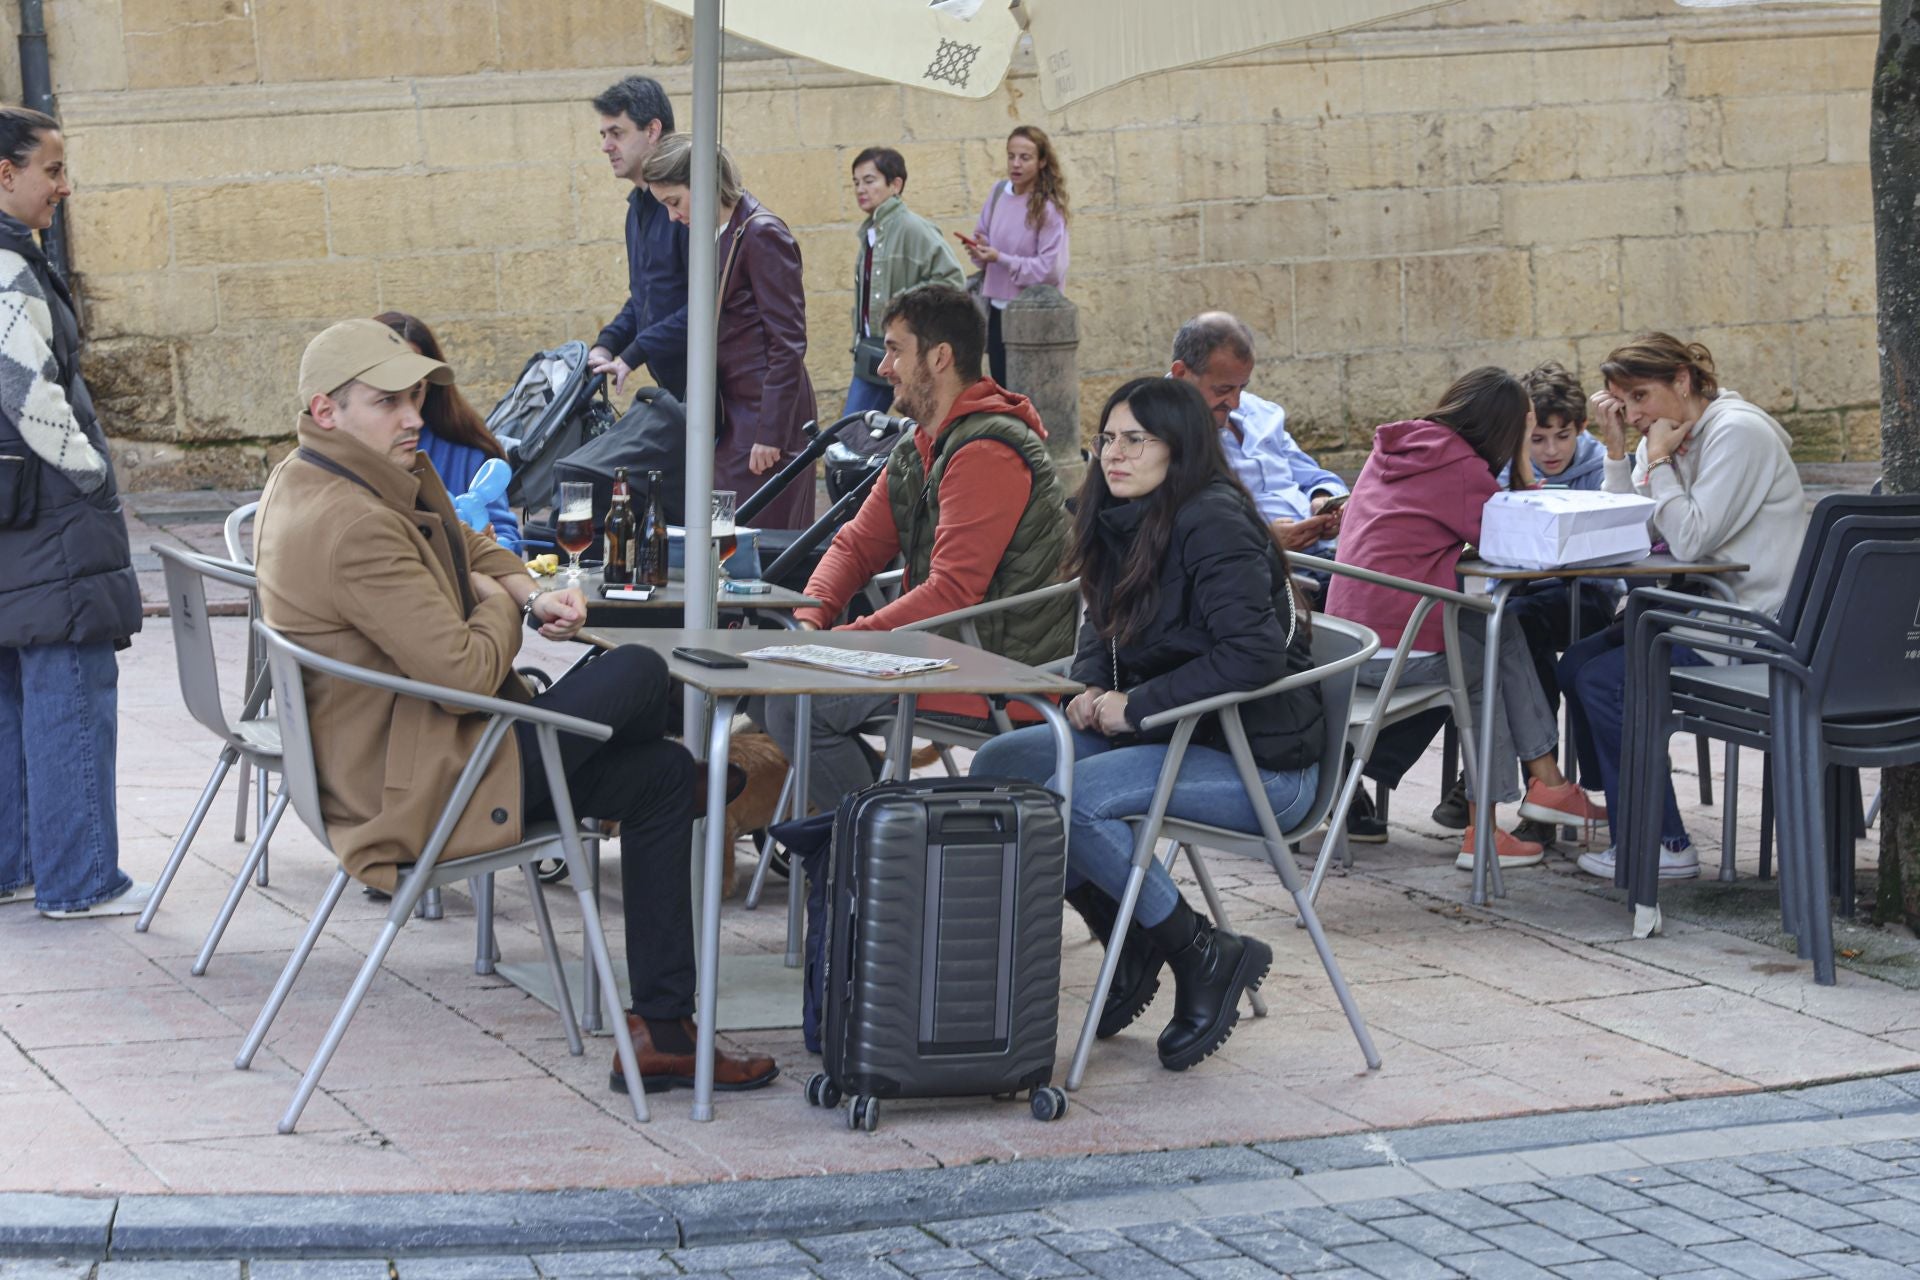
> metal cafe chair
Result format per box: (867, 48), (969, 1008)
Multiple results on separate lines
(141, 546), (289, 975)
(1623, 536), (1920, 985)
(1064, 613), (1384, 1090)
(240, 621), (646, 1132)
(222, 500), (275, 878)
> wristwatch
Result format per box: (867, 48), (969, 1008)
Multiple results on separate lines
(521, 588), (545, 629)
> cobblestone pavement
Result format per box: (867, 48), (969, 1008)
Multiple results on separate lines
(18, 1096), (1920, 1279)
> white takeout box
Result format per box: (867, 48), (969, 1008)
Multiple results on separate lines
(1476, 490), (1656, 571)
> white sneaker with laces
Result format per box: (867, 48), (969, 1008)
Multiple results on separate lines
(1575, 846), (1699, 881)
(0, 883), (33, 906)
(38, 881), (157, 920)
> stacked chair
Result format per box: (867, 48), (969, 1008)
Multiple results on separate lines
(1619, 494), (1920, 984)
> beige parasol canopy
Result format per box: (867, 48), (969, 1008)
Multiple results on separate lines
(647, 0), (1461, 111)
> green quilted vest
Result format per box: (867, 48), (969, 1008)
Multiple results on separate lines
(885, 412), (1075, 666)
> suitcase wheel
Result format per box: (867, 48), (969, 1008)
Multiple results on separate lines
(847, 1095), (880, 1132)
(805, 1072), (841, 1109)
(1030, 1086), (1068, 1123)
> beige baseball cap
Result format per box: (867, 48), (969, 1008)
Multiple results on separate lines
(299, 318), (454, 405)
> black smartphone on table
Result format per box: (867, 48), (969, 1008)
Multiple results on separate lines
(672, 646), (749, 669)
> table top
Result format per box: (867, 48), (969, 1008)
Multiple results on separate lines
(539, 568), (819, 612)
(591, 626), (1083, 698)
(1456, 554), (1750, 583)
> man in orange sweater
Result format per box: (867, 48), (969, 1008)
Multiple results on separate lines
(759, 284), (1074, 811)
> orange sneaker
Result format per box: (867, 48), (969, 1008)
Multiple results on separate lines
(1454, 827), (1545, 870)
(1519, 778), (1608, 827)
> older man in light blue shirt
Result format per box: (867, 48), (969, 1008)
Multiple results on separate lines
(1170, 312), (1346, 552)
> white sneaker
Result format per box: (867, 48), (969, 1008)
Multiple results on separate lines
(0, 883), (33, 906)
(38, 880), (157, 920)
(1575, 847), (1700, 881)
(1658, 846), (1701, 880)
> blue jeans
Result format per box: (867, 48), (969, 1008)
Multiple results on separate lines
(0, 641), (131, 911)
(842, 377), (893, 419)
(972, 724), (1319, 928)
(1559, 629), (1707, 847)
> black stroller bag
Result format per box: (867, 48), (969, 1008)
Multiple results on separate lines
(552, 388), (688, 534)
(804, 777), (1069, 1130)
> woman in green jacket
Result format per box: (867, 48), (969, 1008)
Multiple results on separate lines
(845, 146), (966, 423)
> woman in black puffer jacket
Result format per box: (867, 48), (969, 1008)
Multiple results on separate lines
(0, 108), (147, 918)
(973, 377), (1322, 1072)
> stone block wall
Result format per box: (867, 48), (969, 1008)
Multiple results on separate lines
(18, 0), (1885, 486)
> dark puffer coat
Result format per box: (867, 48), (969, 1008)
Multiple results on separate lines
(0, 213), (140, 649)
(1069, 478), (1323, 772)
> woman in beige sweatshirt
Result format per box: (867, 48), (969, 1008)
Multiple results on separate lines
(1560, 333), (1805, 883)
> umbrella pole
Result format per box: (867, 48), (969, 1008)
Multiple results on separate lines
(686, 0), (724, 1124)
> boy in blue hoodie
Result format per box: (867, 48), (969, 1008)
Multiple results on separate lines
(1499, 362), (1619, 845)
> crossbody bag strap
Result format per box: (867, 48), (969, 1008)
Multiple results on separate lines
(297, 446), (379, 497)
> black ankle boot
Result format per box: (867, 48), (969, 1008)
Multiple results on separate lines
(1145, 901), (1273, 1071)
(1064, 883), (1166, 1039)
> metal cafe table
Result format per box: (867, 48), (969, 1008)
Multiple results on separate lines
(1450, 554), (1748, 904)
(591, 625), (1081, 1121)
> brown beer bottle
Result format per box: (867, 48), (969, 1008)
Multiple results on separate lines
(603, 467), (634, 585)
(641, 469), (669, 588)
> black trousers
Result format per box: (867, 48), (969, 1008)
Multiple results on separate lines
(516, 644), (696, 1019)
(987, 306), (1008, 388)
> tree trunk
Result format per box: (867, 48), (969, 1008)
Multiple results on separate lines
(1870, 0), (1920, 930)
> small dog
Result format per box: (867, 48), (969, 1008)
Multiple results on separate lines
(723, 732), (791, 897)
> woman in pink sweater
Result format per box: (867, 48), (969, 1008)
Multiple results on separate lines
(965, 125), (1069, 391)
(1327, 367), (1605, 868)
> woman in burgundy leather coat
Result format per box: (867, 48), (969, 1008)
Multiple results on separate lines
(642, 135), (817, 530)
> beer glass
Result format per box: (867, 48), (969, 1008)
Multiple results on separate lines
(556, 481), (594, 584)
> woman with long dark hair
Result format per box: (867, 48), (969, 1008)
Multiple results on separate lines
(0, 107), (150, 916)
(375, 311), (520, 553)
(1328, 367), (1602, 870)
(971, 378), (1315, 1072)
(967, 125), (1069, 390)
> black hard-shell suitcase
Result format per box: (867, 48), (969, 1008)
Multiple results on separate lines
(803, 778), (1071, 1131)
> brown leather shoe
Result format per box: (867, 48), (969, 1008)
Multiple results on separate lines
(608, 1015), (779, 1095)
(688, 764), (752, 822)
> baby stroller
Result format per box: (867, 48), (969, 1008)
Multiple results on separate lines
(745, 410), (904, 594)
(486, 340), (615, 518)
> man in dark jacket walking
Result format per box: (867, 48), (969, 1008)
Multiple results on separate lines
(588, 76), (688, 401)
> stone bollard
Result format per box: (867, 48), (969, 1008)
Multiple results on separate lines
(1003, 285), (1085, 492)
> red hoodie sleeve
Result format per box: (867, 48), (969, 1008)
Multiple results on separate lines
(842, 439), (1033, 632)
(794, 480), (902, 629)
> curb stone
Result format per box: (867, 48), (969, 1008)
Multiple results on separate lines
(8, 1073), (1920, 1262)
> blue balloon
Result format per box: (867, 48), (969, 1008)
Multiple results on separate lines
(454, 457), (513, 533)
(469, 457), (511, 503)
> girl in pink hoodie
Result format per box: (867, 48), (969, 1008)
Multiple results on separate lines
(1327, 367), (1606, 868)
